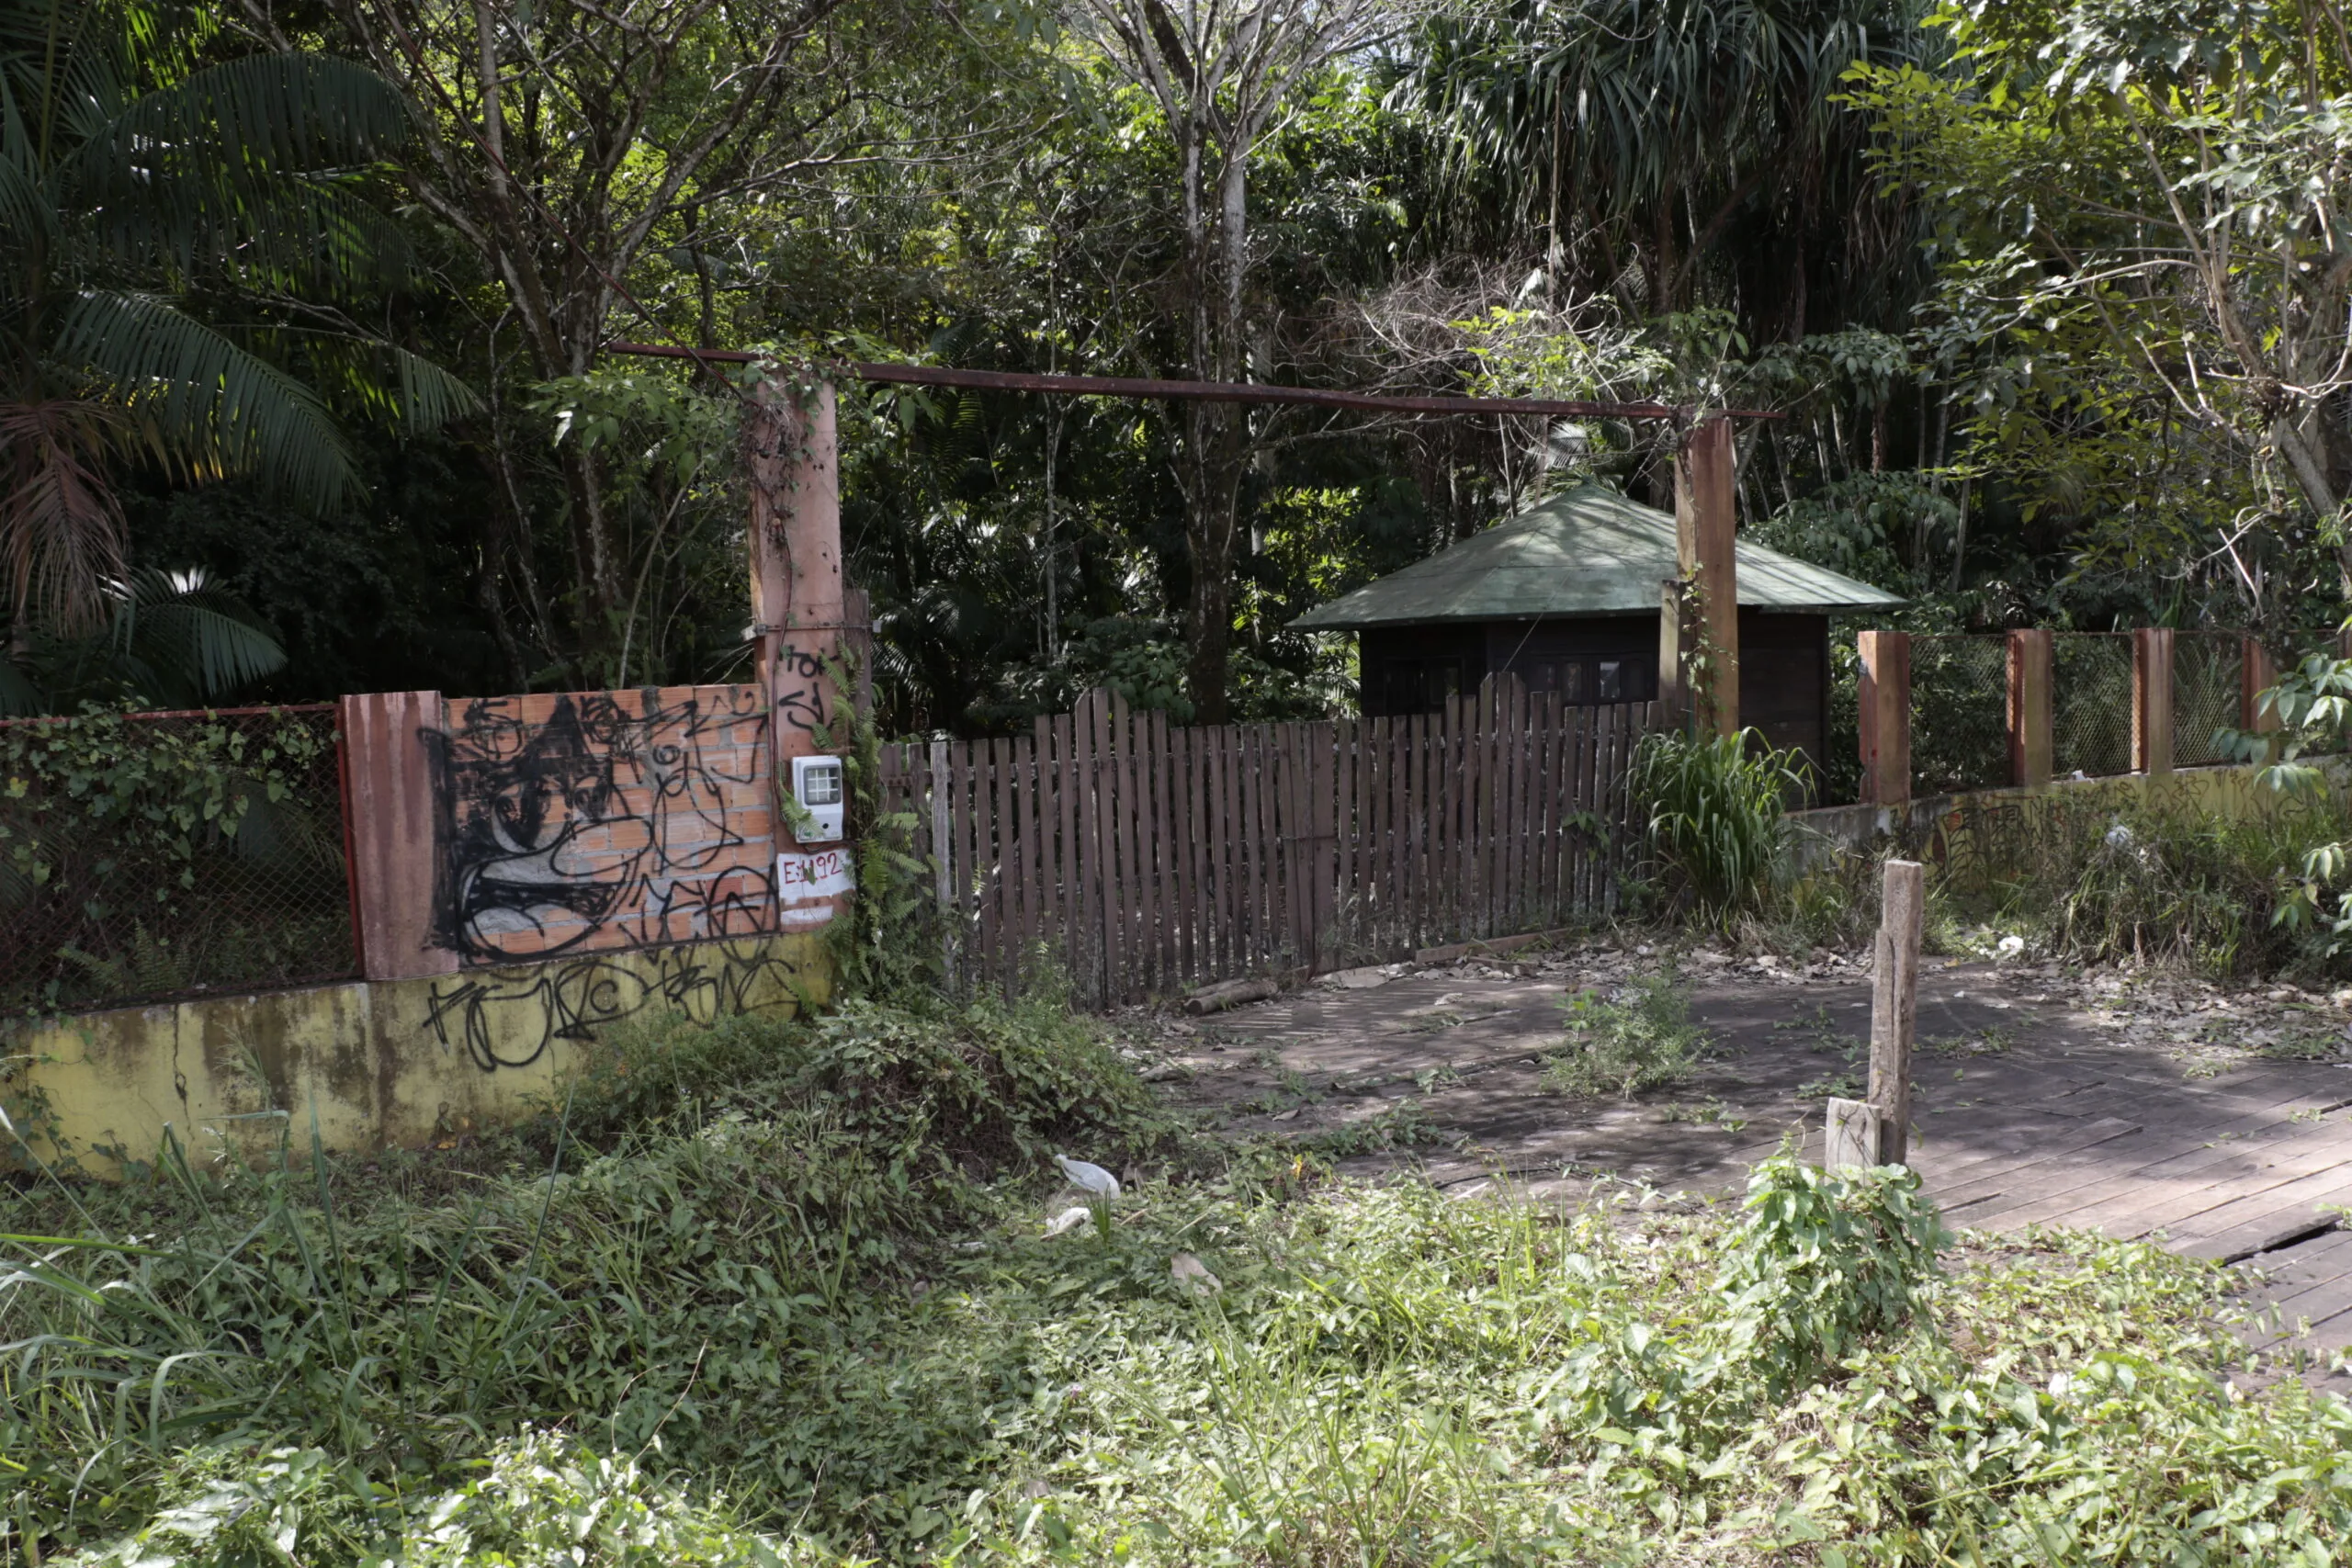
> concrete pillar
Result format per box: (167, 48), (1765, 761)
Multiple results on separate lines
(746, 370), (854, 930)
(339, 690), (457, 982)
(1673, 413), (1739, 738)
(2133, 627), (2174, 776)
(2007, 628), (2052, 788)
(1858, 629), (1910, 807)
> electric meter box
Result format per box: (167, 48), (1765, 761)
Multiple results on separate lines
(790, 754), (846, 843)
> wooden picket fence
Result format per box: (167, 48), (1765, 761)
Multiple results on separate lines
(877, 683), (1656, 1009)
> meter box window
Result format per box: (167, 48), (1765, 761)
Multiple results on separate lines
(790, 754), (846, 843)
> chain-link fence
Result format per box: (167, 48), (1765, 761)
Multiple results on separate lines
(0, 706), (355, 1013)
(2053, 633), (2136, 779)
(1910, 635), (2011, 794)
(2172, 633), (2244, 768)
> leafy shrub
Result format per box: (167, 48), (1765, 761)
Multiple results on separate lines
(1629, 727), (1803, 923)
(1539, 971), (1709, 1098)
(1712, 1155), (1948, 1397)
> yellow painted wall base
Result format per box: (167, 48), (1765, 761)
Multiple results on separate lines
(5, 931), (829, 1177)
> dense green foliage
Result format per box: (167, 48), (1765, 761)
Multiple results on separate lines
(11, 0), (2338, 723)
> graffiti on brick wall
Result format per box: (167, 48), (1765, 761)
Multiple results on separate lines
(429, 686), (775, 964)
(424, 937), (803, 1072)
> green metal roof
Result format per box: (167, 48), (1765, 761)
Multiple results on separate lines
(1291, 481), (1904, 630)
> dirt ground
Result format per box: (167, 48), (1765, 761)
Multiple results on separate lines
(1116, 936), (2352, 1392)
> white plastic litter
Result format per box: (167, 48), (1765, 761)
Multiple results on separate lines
(1054, 1154), (1122, 1199)
(1043, 1206), (1091, 1237)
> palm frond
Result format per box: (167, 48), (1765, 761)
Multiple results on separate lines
(0, 398), (130, 635)
(67, 55), (413, 287)
(59, 289), (360, 510)
(110, 565), (286, 701)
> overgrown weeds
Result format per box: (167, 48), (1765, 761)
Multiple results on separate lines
(1933, 788), (2352, 979)
(13, 1123), (2352, 1564)
(1540, 971), (1710, 1098)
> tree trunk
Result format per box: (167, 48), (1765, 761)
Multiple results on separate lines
(1178, 398), (1247, 724)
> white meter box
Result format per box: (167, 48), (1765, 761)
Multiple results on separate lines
(789, 753), (846, 843)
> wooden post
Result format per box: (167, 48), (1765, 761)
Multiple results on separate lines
(2243, 637), (2279, 738)
(2007, 628), (2053, 788)
(1656, 578), (1688, 729)
(1857, 629), (1911, 807)
(339, 690), (458, 982)
(1673, 412), (1738, 739)
(1869, 857), (1924, 1165)
(2132, 627), (2174, 777)
(1826, 1097), (1882, 1173)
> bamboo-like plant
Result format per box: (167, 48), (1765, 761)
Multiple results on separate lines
(1629, 726), (1804, 921)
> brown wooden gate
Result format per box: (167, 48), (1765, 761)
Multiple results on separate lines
(877, 682), (1653, 1007)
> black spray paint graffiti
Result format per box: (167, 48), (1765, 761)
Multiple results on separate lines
(427, 688), (775, 964)
(424, 937), (804, 1072)
(775, 644), (831, 736)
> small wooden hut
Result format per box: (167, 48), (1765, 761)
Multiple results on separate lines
(1291, 481), (1902, 772)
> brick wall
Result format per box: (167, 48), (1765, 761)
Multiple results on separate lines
(430, 684), (776, 965)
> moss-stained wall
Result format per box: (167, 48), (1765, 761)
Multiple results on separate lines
(6, 930), (827, 1176)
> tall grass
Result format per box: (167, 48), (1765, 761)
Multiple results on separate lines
(1629, 728), (1804, 925)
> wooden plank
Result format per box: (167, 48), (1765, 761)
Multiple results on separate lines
(1926, 1118), (2149, 1216)
(1826, 1098), (1881, 1172)
(1951, 1082), (2352, 1230)
(930, 739), (955, 989)
(2176, 1168), (2352, 1261)
(1215, 723), (1239, 976)
(1367, 716), (1389, 953)
(1026, 718), (1050, 972)
(1440, 695), (1463, 942)
(1332, 716), (1353, 964)
(949, 739), (977, 992)
(1312, 720), (1338, 970)
(1510, 679), (1532, 930)
(1152, 709), (1177, 987)
(1272, 720), (1296, 967)
(978, 736), (1003, 991)
(1429, 702), (1449, 942)
(1075, 694), (1105, 1007)
(1232, 723), (1256, 972)
(1106, 690), (1136, 1002)
(1225, 720), (1244, 974)
(1170, 721), (1196, 984)
(1541, 693), (1566, 923)
(1121, 695), (1152, 998)
(1052, 713), (1078, 992)
(1871, 860), (1925, 1165)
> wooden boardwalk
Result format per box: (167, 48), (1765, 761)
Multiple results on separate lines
(1149, 952), (2352, 1388)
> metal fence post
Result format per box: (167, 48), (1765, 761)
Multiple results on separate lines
(2007, 628), (2053, 788)
(1858, 629), (1911, 807)
(2132, 628), (2174, 776)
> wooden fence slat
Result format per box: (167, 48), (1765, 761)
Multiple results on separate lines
(1148, 708), (1172, 989)
(1025, 719), (1049, 971)
(1074, 696), (1102, 1005)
